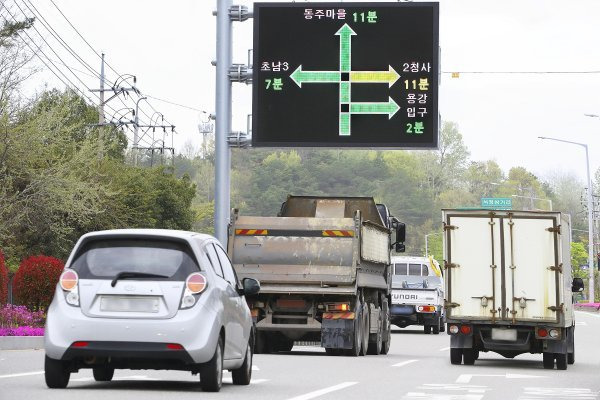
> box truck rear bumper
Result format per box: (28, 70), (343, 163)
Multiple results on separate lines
(391, 305), (441, 327)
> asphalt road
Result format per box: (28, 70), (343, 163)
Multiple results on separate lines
(2, 311), (600, 400)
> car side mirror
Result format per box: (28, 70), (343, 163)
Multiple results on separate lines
(572, 277), (584, 293)
(243, 278), (260, 296)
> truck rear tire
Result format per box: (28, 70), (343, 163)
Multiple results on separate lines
(255, 331), (270, 354)
(345, 306), (362, 357)
(450, 348), (462, 365)
(432, 324), (440, 334)
(543, 352), (554, 369)
(359, 303), (369, 356)
(568, 350), (575, 365)
(463, 349), (476, 365)
(424, 325), (432, 334)
(380, 296), (391, 355)
(367, 304), (383, 355)
(555, 353), (567, 370)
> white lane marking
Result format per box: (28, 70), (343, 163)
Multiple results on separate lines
(576, 321), (588, 326)
(520, 387), (599, 399)
(404, 384), (489, 399)
(113, 375), (160, 381)
(0, 371), (44, 379)
(286, 382), (358, 400)
(439, 347), (450, 351)
(393, 359), (419, 367)
(456, 374), (544, 384)
(252, 365), (260, 371)
(223, 377), (268, 385)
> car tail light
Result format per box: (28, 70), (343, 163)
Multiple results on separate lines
(326, 302), (350, 312)
(417, 305), (436, 313)
(71, 341), (89, 348)
(537, 328), (548, 338)
(181, 273), (207, 309)
(60, 269), (80, 306)
(166, 343), (184, 350)
(60, 269), (78, 291)
(460, 325), (472, 335)
(186, 273), (207, 294)
(449, 325), (459, 334)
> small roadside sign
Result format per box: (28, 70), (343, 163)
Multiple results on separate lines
(481, 197), (512, 210)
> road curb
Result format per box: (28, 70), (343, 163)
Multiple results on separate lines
(0, 336), (44, 350)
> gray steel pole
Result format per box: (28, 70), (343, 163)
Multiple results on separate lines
(214, 0), (232, 246)
(99, 53), (105, 124)
(425, 234), (428, 256)
(585, 144), (595, 302)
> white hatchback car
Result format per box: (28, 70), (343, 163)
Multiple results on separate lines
(44, 229), (259, 392)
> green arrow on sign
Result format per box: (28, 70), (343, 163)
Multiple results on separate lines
(350, 97), (400, 119)
(290, 65), (340, 87)
(335, 23), (356, 72)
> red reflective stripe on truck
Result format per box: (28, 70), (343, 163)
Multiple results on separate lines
(235, 229), (268, 235)
(322, 230), (354, 237)
(322, 312), (356, 320)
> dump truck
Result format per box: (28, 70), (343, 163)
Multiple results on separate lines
(442, 209), (584, 370)
(390, 255), (445, 334)
(228, 196), (406, 356)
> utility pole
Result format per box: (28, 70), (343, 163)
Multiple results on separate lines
(99, 53), (105, 124)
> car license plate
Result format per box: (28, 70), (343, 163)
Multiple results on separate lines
(100, 296), (160, 313)
(491, 328), (517, 341)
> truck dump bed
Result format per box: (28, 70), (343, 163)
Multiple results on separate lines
(443, 209), (572, 326)
(229, 196), (391, 294)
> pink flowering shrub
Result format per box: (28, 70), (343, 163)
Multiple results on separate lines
(0, 304), (45, 336)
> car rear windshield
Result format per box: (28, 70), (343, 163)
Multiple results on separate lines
(70, 238), (200, 280)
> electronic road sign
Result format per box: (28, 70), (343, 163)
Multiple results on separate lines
(252, 2), (439, 148)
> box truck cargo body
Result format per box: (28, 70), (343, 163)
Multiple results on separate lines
(442, 209), (581, 370)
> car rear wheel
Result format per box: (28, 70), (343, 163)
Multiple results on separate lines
(232, 342), (252, 385)
(45, 356), (70, 389)
(200, 336), (223, 392)
(450, 348), (462, 365)
(93, 366), (114, 382)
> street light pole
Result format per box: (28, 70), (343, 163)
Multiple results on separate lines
(425, 232), (442, 256)
(539, 136), (594, 302)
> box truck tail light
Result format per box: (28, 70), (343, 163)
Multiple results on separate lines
(537, 328), (548, 338)
(548, 329), (560, 339)
(326, 302), (350, 312)
(60, 269), (80, 306)
(449, 325), (459, 334)
(181, 273), (207, 309)
(460, 325), (472, 335)
(417, 305), (436, 313)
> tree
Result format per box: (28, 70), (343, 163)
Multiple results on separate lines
(571, 242), (589, 279)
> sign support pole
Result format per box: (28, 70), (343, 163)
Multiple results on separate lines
(215, 0), (232, 246)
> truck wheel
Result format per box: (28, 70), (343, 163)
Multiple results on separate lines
(555, 353), (567, 370)
(432, 324), (440, 335)
(450, 348), (462, 365)
(463, 349), (476, 365)
(543, 352), (554, 369)
(424, 325), (432, 334)
(474, 350), (479, 360)
(255, 331), (269, 354)
(440, 322), (445, 333)
(325, 348), (341, 356)
(568, 327), (575, 364)
(568, 349), (575, 365)
(359, 303), (369, 356)
(380, 296), (391, 355)
(367, 305), (383, 355)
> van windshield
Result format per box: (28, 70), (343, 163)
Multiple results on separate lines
(71, 239), (199, 280)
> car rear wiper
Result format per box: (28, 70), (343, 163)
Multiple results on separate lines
(111, 271), (169, 287)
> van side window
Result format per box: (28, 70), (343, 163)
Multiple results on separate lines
(205, 243), (224, 278)
(394, 264), (407, 275)
(408, 264), (422, 276)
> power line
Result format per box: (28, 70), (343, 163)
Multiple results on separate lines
(443, 70), (600, 75)
(146, 94), (205, 113)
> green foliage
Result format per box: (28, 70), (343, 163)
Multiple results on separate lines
(571, 241), (589, 279)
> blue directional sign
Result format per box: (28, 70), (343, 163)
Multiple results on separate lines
(252, 2), (439, 148)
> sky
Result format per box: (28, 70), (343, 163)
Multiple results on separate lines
(7, 0), (600, 183)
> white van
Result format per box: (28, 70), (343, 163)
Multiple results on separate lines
(390, 256), (445, 334)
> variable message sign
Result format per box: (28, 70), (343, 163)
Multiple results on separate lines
(252, 2), (439, 148)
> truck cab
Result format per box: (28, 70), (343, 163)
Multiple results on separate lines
(390, 256), (445, 334)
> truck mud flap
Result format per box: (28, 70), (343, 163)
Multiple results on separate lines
(321, 319), (354, 349)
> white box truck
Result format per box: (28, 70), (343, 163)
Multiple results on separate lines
(442, 209), (584, 370)
(390, 256), (445, 334)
